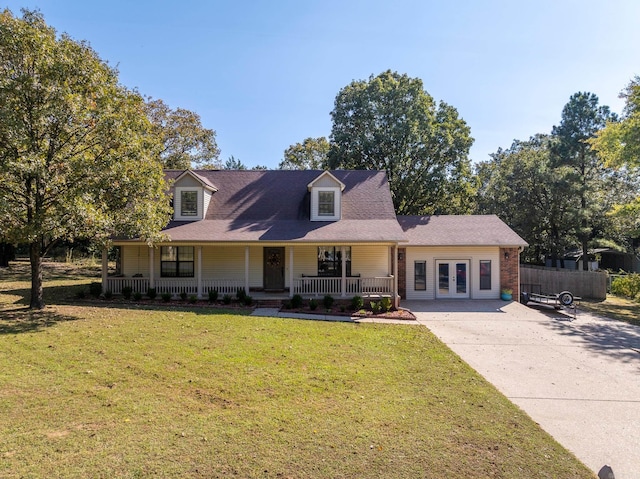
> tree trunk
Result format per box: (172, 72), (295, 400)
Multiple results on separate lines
(582, 241), (589, 271)
(29, 242), (45, 309)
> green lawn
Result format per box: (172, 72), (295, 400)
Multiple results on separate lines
(581, 295), (640, 327)
(0, 261), (594, 478)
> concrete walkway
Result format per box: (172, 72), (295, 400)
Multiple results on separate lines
(404, 299), (640, 479)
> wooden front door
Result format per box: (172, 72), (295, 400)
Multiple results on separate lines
(264, 247), (285, 291)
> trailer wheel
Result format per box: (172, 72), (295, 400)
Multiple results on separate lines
(558, 291), (574, 306)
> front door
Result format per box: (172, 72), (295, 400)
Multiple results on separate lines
(264, 247), (285, 291)
(436, 260), (470, 299)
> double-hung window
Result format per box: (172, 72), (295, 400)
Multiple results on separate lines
(181, 191), (198, 217)
(317, 246), (351, 277)
(161, 246), (194, 277)
(318, 191), (335, 217)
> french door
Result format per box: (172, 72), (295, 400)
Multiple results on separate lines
(436, 260), (469, 298)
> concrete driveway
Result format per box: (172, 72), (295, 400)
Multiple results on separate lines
(404, 299), (640, 479)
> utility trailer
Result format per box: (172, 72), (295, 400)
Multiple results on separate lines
(520, 290), (581, 319)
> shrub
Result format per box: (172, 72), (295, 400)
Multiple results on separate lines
(89, 282), (102, 298)
(243, 295), (253, 306)
(179, 291), (188, 301)
(236, 288), (247, 301)
(161, 292), (172, 302)
(122, 286), (133, 300)
(104, 290), (113, 300)
(309, 299), (318, 310)
(147, 288), (157, 300)
(323, 295), (334, 309)
(611, 274), (640, 300)
(340, 305), (346, 312)
(208, 290), (219, 302)
(283, 300), (292, 309)
(133, 291), (143, 301)
(351, 295), (364, 310)
(189, 295), (197, 304)
(370, 301), (381, 314)
(291, 294), (303, 309)
(380, 297), (392, 313)
(76, 289), (86, 299)
(223, 294), (232, 304)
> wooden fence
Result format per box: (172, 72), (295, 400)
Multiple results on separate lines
(520, 265), (607, 300)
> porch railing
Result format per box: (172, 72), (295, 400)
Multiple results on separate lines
(105, 277), (245, 297)
(293, 276), (394, 297)
(202, 279), (244, 295)
(105, 277), (150, 295)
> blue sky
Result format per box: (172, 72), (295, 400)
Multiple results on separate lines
(3, 0), (639, 168)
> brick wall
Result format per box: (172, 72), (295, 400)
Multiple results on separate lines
(398, 248), (406, 299)
(499, 247), (520, 298)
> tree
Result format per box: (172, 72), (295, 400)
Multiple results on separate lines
(145, 98), (220, 169)
(224, 155), (247, 170)
(0, 9), (171, 308)
(328, 70), (475, 215)
(551, 92), (617, 270)
(279, 137), (330, 170)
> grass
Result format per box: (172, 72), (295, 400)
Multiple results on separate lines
(0, 261), (594, 478)
(581, 295), (640, 326)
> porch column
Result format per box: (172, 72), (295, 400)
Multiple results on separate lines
(393, 245), (399, 308)
(245, 246), (250, 294)
(341, 245), (346, 297)
(289, 246), (294, 297)
(148, 247), (155, 289)
(101, 248), (108, 294)
(197, 246), (203, 299)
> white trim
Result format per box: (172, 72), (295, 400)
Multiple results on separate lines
(306, 170), (345, 191)
(174, 187), (204, 221)
(310, 186), (341, 221)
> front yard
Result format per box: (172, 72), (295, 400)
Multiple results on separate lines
(0, 261), (593, 478)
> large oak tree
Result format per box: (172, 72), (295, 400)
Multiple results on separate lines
(328, 70), (476, 215)
(0, 9), (171, 308)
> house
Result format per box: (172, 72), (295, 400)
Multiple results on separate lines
(101, 169), (527, 303)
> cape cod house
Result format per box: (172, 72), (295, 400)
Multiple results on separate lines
(102, 169), (527, 304)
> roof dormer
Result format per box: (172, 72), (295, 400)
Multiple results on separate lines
(172, 170), (217, 221)
(307, 171), (345, 222)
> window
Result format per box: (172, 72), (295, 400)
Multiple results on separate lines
(318, 191), (335, 216)
(181, 191), (198, 216)
(414, 261), (426, 291)
(318, 246), (351, 277)
(161, 246), (194, 277)
(479, 260), (491, 290)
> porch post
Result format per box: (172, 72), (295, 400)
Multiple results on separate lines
(148, 247), (155, 289)
(393, 245), (399, 308)
(341, 245), (346, 297)
(101, 248), (108, 294)
(245, 246), (250, 294)
(197, 246), (203, 299)
(289, 246), (294, 297)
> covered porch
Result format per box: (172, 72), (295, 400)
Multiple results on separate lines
(102, 242), (399, 302)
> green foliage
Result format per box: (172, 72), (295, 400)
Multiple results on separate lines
(243, 295), (253, 306)
(323, 295), (334, 309)
(291, 294), (303, 308)
(89, 282), (102, 298)
(0, 10), (172, 308)
(104, 290), (113, 300)
(179, 291), (188, 301)
(188, 295), (197, 304)
(161, 292), (172, 302)
(351, 295), (364, 310)
(224, 155), (246, 170)
(279, 137), (330, 170)
(146, 288), (157, 300)
(145, 98), (220, 169)
(328, 70), (476, 215)
(223, 294), (232, 304)
(122, 286), (133, 300)
(309, 299), (318, 310)
(611, 274), (640, 300)
(236, 288), (247, 301)
(370, 301), (381, 314)
(380, 297), (392, 313)
(133, 291), (143, 301)
(208, 289), (219, 302)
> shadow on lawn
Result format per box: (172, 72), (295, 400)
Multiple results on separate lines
(0, 307), (80, 334)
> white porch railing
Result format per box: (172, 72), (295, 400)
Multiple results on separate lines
(293, 276), (393, 297)
(105, 277), (150, 294)
(202, 279), (244, 295)
(155, 279), (198, 296)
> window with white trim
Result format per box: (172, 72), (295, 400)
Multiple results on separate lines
(181, 191), (198, 216)
(414, 261), (426, 291)
(318, 246), (351, 276)
(161, 246), (194, 277)
(479, 260), (491, 290)
(318, 191), (335, 216)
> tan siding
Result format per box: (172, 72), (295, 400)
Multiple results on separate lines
(352, 245), (390, 277)
(122, 245), (150, 276)
(175, 175), (201, 187)
(405, 247), (500, 300)
(314, 176), (340, 187)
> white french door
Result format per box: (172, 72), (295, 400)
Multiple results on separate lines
(436, 260), (470, 299)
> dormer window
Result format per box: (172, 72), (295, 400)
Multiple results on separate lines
(318, 191), (335, 217)
(181, 191), (198, 216)
(308, 171), (345, 222)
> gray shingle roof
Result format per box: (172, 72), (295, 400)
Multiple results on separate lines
(161, 170), (406, 243)
(397, 215), (528, 247)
